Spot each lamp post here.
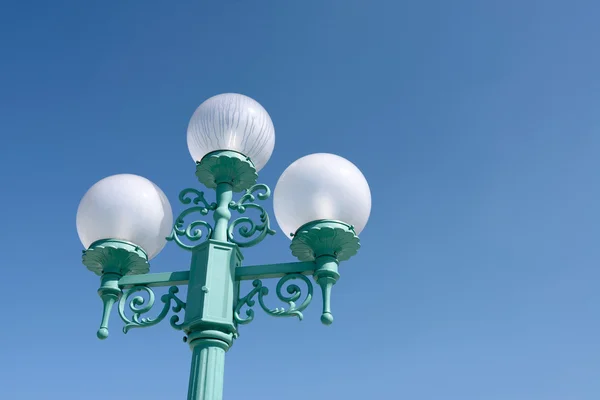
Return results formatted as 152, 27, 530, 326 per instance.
76, 93, 372, 400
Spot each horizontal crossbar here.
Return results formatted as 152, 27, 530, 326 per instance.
117, 262, 317, 288
235, 261, 316, 281
119, 271, 190, 289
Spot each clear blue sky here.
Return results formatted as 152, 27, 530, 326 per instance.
2, 1, 600, 399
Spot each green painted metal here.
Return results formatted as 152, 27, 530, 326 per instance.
290, 219, 361, 262
167, 178, 275, 250
289, 220, 360, 325
227, 183, 276, 247
213, 182, 233, 242
167, 188, 217, 251
183, 240, 242, 336
96, 272, 121, 340
83, 239, 149, 276
313, 256, 340, 325
234, 273, 313, 324
186, 330, 233, 400
83, 239, 151, 339
119, 270, 190, 288
235, 261, 315, 281
195, 150, 258, 193
118, 285, 186, 333
81, 153, 365, 399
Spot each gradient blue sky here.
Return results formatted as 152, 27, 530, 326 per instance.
2, 1, 600, 399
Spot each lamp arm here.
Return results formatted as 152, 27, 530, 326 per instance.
118, 270, 190, 288
95, 270, 190, 340
235, 261, 316, 281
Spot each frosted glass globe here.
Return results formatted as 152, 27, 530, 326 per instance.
187, 93, 276, 171
273, 153, 371, 237
76, 174, 173, 260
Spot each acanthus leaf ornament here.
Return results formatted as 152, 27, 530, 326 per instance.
290, 220, 360, 262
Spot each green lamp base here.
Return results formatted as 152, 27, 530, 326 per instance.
83, 239, 150, 340
290, 220, 360, 262
195, 150, 258, 193
82, 239, 149, 276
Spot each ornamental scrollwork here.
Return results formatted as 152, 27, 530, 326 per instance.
228, 183, 276, 248
234, 273, 313, 325
118, 286, 186, 333
167, 188, 217, 251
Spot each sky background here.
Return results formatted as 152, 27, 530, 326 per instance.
1, 0, 600, 399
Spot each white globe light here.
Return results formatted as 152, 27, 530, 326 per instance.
187, 93, 276, 171
76, 174, 173, 260
274, 153, 371, 238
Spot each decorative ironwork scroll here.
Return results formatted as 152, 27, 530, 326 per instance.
234, 273, 313, 324
118, 286, 186, 333
228, 183, 276, 248
167, 188, 217, 251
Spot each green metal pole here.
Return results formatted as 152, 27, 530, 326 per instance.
213, 182, 233, 242
185, 180, 237, 400
186, 330, 232, 400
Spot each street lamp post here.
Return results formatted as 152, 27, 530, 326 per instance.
76, 93, 372, 400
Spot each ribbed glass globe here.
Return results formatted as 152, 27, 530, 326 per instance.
273, 153, 372, 238
187, 93, 276, 171
76, 174, 173, 259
